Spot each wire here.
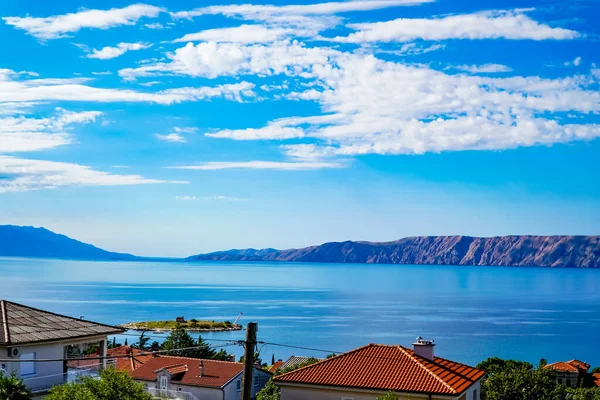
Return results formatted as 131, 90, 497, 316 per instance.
260, 342, 342, 355
0, 343, 239, 363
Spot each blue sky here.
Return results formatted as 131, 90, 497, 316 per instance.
0, 0, 599, 256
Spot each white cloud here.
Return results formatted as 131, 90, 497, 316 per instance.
87, 42, 152, 60
91, 71, 113, 75
3, 4, 164, 40
454, 63, 513, 73
173, 24, 291, 44
155, 133, 186, 143
171, 0, 433, 20
0, 156, 185, 193
205, 52, 600, 158
331, 10, 580, 43
118, 40, 335, 80
170, 160, 344, 170
0, 70, 255, 105
144, 22, 166, 30
565, 56, 582, 67
0, 109, 101, 153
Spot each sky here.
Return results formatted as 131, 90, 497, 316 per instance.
0, 0, 599, 257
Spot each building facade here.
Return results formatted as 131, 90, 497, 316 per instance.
0, 300, 123, 395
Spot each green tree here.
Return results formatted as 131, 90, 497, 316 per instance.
476, 357, 534, 377
0, 372, 33, 400
377, 391, 398, 400
256, 357, 320, 400
256, 379, 280, 400
567, 388, 600, 400
591, 366, 600, 374
47, 367, 152, 400
481, 364, 565, 400
159, 325, 229, 360
132, 331, 150, 351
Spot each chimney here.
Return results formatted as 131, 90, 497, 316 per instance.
199, 360, 204, 377
412, 337, 435, 360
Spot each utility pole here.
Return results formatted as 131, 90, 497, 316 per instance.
241, 322, 257, 400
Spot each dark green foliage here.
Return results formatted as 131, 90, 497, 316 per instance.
0, 371, 33, 400
478, 357, 564, 400
377, 391, 398, 400
256, 379, 280, 400
132, 331, 150, 351
567, 388, 600, 400
46, 367, 152, 400
256, 357, 320, 400
591, 367, 600, 374
149, 341, 160, 352
159, 325, 232, 360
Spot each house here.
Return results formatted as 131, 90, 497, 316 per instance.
274, 338, 485, 400
67, 345, 154, 373
269, 359, 285, 373
176, 316, 187, 323
0, 299, 123, 395
545, 359, 600, 388
131, 355, 272, 400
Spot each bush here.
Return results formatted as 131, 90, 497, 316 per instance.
0, 371, 33, 400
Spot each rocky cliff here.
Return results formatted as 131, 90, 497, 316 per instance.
188, 236, 600, 268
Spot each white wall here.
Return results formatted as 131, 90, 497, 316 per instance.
0, 336, 108, 394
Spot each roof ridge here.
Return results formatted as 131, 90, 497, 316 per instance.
276, 344, 377, 380
1, 299, 122, 331
0, 300, 10, 344
396, 345, 456, 394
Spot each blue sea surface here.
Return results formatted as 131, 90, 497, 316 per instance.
1, 257, 599, 367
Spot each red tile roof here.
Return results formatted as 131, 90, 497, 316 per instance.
67, 346, 153, 373
157, 364, 189, 375
593, 373, 600, 387
131, 356, 247, 388
274, 344, 484, 395
546, 360, 590, 373
269, 361, 285, 373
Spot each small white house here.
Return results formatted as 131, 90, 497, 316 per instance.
0, 299, 123, 395
131, 355, 272, 400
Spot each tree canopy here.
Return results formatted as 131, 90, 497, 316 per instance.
46, 367, 151, 400
0, 372, 33, 400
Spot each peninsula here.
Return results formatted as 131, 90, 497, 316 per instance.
119, 318, 242, 333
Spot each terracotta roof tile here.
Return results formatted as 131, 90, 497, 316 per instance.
269, 361, 285, 373
547, 361, 581, 373
131, 356, 248, 388
0, 300, 123, 345
567, 360, 590, 371
67, 346, 154, 373
274, 344, 484, 395
593, 373, 600, 387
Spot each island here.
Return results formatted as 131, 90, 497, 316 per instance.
119, 317, 242, 332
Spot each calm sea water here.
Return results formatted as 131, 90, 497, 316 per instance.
1, 257, 599, 367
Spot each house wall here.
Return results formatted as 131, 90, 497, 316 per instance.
554, 371, 580, 388
222, 368, 271, 399
279, 385, 460, 400
0, 336, 108, 394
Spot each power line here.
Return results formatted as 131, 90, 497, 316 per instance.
0, 343, 239, 363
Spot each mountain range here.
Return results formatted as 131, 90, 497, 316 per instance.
189, 235, 600, 268
0, 225, 136, 260
1, 225, 598, 267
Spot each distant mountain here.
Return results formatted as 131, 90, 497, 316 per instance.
188, 236, 600, 268
0, 225, 137, 260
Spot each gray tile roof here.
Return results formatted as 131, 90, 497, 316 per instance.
0, 300, 123, 345
279, 356, 322, 371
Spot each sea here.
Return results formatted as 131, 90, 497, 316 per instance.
1, 257, 599, 368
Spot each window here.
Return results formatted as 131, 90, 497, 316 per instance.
558, 379, 562, 385
473, 389, 478, 400
19, 353, 35, 376
254, 374, 259, 387
159, 376, 168, 390
236, 379, 241, 391
566, 379, 571, 387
